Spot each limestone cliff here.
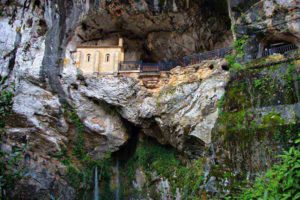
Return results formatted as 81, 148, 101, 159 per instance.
230, 0, 300, 59
74, 61, 229, 157
0, 0, 299, 199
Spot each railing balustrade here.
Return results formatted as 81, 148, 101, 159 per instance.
262, 44, 298, 57
141, 63, 160, 72
183, 47, 233, 66
119, 44, 298, 73
119, 61, 142, 71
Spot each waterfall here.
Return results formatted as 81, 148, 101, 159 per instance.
94, 167, 100, 200
172, 0, 178, 12
153, 0, 159, 11
160, 178, 170, 200
115, 160, 120, 200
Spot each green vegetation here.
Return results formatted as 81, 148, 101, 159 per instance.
284, 63, 300, 95
285, 64, 296, 83
225, 36, 248, 72
58, 107, 113, 199
274, 125, 296, 147
253, 79, 262, 89
68, 109, 85, 159
0, 80, 25, 199
121, 139, 204, 199
217, 94, 225, 115
0, 145, 25, 199
260, 112, 285, 129
214, 59, 300, 198
246, 54, 286, 68
233, 36, 248, 59
0, 148, 24, 199
225, 54, 244, 71
0, 85, 14, 129
240, 135, 300, 200
64, 154, 113, 199
222, 62, 299, 111
215, 109, 299, 198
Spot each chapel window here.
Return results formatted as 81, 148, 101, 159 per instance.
105, 54, 110, 62
87, 54, 91, 62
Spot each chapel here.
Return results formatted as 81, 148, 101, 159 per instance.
75, 38, 125, 74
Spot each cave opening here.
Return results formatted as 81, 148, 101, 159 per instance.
257, 37, 298, 58
110, 121, 184, 199
111, 118, 177, 165
72, 0, 233, 65
111, 118, 140, 164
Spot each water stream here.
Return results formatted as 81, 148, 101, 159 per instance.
94, 166, 100, 200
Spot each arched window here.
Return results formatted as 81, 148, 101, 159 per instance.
105, 54, 110, 62
87, 54, 91, 62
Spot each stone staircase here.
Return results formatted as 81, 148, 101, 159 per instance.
140, 76, 160, 88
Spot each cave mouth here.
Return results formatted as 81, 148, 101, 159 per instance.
111, 120, 140, 164
258, 38, 298, 58
111, 118, 181, 167
262, 36, 297, 48
110, 126, 185, 199
72, 0, 233, 63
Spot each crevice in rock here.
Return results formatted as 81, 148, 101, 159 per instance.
40, 0, 85, 106
3, 0, 30, 82
112, 117, 140, 163
182, 134, 206, 159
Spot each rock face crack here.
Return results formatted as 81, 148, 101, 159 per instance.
40, 0, 84, 104
3, 0, 30, 80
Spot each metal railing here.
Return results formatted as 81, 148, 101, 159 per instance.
118, 44, 298, 73
262, 43, 298, 57
183, 47, 233, 66
119, 61, 178, 73
119, 61, 142, 71
159, 60, 182, 71
141, 63, 160, 72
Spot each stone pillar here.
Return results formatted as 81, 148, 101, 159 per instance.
76, 51, 82, 68
94, 51, 100, 73
113, 52, 118, 73
118, 38, 123, 47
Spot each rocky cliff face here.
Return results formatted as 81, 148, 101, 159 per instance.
75, 0, 232, 61
0, 0, 230, 198
0, 0, 299, 199
230, 0, 300, 59
209, 53, 300, 197
74, 61, 229, 157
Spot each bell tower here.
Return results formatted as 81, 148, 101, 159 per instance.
118, 38, 123, 47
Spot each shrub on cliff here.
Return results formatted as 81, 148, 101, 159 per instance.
123, 139, 204, 199
0, 81, 24, 199
225, 36, 248, 72
0, 85, 14, 128
240, 134, 300, 200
